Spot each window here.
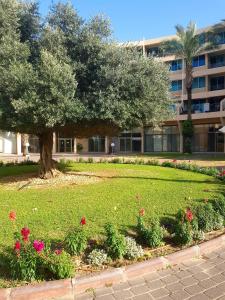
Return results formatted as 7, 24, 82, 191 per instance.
171, 80, 182, 91
192, 55, 205, 67
210, 54, 225, 68
198, 33, 206, 45
192, 77, 205, 89
215, 32, 225, 45
88, 136, 105, 152
170, 60, 182, 71
210, 76, 225, 91
147, 47, 160, 57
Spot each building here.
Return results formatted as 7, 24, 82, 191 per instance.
1, 23, 225, 155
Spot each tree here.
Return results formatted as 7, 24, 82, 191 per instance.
162, 22, 212, 153
0, 0, 171, 178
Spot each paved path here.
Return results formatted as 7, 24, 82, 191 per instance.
75, 246, 225, 300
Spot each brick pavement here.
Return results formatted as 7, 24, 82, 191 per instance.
75, 247, 225, 300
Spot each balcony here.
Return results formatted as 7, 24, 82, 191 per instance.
171, 99, 225, 121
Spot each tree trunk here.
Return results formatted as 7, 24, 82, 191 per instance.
187, 87, 192, 121
38, 131, 60, 179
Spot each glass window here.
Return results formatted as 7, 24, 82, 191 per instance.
215, 32, 225, 45
88, 136, 105, 152
170, 60, 182, 71
192, 55, 205, 67
210, 54, 225, 68
171, 80, 182, 91
192, 77, 205, 89
210, 76, 225, 91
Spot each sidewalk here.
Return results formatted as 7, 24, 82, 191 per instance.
76, 246, 225, 300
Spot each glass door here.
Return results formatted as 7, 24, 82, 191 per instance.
58, 138, 73, 152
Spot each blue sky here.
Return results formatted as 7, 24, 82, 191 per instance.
39, 0, 225, 42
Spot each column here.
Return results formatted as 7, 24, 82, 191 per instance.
105, 136, 109, 154
52, 132, 57, 154
74, 137, 77, 154
177, 121, 183, 153
16, 133, 22, 155
141, 127, 144, 153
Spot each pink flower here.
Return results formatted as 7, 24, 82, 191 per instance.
14, 241, 21, 252
9, 211, 16, 221
21, 227, 30, 242
33, 240, 45, 253
55, 249, 62, 255
186, 208, 193, 222
80, 217, 86, 226
139, 208, 145, 216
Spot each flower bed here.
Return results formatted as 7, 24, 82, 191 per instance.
5, 191, 225, 285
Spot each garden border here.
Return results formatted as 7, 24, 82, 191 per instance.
1, 234, 225, 300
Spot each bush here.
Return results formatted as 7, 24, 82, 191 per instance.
212, 195, 225, 218
77, 143, 83, 153
44, 250, 74, 279
195, 203, 224, 232
137, 216, 164, 248
87, 157, 94, 163
174, 221, 193, 245
124, 237, 144, 260
87, 249, 108, 266
104, 223, 126, 259
11, 243, 38, 281
64, 228, 87, 256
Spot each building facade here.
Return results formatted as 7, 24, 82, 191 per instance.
1, 23, 225, 155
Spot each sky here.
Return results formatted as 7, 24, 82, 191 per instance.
39, 0, 225, 42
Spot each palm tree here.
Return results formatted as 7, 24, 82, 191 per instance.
162, 21, 213, 152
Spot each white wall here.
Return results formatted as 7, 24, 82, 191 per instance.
0, 131, 17, 154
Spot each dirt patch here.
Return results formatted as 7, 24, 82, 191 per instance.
0, 172, 104, 190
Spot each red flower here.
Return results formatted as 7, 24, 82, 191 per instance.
14, 241, 21, 252
172, 159, 177, 163
139, 208, 145, 216
55, 249, 62, 255
80, 217, 86, 226
21, 227, 30, 242
186, 208, 193, 222
9, 211, 16, 221
33, 240, 44, 253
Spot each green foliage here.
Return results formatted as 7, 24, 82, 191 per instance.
10, 243, 37, 281
44, 250, 74, 279
76, 143, 83, 153
104, 223, 126, 260
124, 237, 144, 260
195, 203, 224, 232
174, 221, 193, 245
64, 228, 87, 256
87, 249, 108, 266
212, 195, 225, 218
137, 216, 164, 248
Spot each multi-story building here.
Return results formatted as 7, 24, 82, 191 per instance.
1, 23, 225, 155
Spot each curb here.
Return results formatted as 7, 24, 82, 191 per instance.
1, 234, 225, 300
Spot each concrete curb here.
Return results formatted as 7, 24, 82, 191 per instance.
1, 234, 225, 300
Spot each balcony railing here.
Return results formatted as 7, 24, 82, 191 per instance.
209, 62, 225, 68
175, 101, 224, 116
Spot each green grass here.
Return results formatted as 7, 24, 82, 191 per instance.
0, 162, 224, 248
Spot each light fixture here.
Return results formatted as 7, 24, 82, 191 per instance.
219, 126, 225, 133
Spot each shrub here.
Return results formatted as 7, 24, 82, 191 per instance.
195, 203, 224, 232
87, 249, 108, 266
10, 242, 38, 281
124, 237, 144, 260
137, 216, 164, 248
212, 195, 225, 218
87, 157, 94, 163
44, 250, 74, 279
64, 228, 87, 256
104, 223, 126, 259
174, 221, 193, 245
77, 143, 83, 153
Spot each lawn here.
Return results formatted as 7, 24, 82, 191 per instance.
0, 162, 224, 248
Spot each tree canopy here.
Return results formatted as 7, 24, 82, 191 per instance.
0, 0, 172, 177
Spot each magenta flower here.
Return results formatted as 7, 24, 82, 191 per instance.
33, 240, 45, 253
